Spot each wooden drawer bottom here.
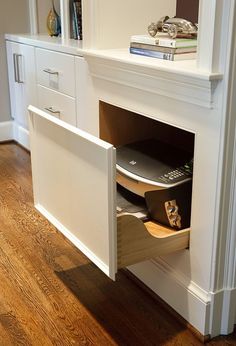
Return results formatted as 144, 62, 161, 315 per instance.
117, 214, 190, 268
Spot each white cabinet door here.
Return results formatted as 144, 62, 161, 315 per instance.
28, 106, 117, 279
6, 41, 36, 147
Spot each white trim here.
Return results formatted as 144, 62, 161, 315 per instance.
84, 53, 221, 109
60, 0, 70, 41
128, 259, 211, 336
208, 1, 236, 336
221, 288, 236, 334
28, 0, 38, 35
0, 121, 14, 142
35, 203, 112, 278
13, 123, 30, 150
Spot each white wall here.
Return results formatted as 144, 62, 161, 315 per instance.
83, 0, 177, 49
0, 1, 30, 122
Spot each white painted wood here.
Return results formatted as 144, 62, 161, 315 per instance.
85, 38, 230, 334
28, 105, 117, 279
37, 85, 77, 126
0, 121, 14, 142
210, 7, 236, 334
36, 48, 76, 97
13, 123, 30, 150
75, 56, 98, 134
29, 0, 38, 34
6, 41, 37, 130
129, 260, 211, 335
60, 0, 70, 41
84, 50, 222, 109
5, 34, 83, 56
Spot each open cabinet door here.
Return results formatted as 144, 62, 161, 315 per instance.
28, 106, 117, 279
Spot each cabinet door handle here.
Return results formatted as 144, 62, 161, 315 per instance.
45, 107, 61, 115
43, 68, 59, 75
16, 54, 24, 83
13, 53, 18, 83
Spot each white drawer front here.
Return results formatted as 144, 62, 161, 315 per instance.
36, 48, 75, 97
37, 85, 76, 126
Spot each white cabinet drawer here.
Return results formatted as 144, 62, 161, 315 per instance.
29, 106, 190, 280
36, 48, 75, 97
37, 85, 76, 126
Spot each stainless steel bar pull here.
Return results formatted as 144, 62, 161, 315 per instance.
13, 53, 18, 83
13, 54, 24, 83
43, 68, 59, 75
16, 54, 24, 83
45, 107, 61, 115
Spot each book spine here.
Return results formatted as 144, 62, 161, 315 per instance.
73, 2, 79, 39
131, 37, 158, 45
130, 47, 174, 60
130, 42, 176, 54
155, 38, 177, 48
156, 38, 197, 48
77, 0, 82, 40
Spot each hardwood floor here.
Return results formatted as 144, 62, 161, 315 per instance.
0, 142, 236, 346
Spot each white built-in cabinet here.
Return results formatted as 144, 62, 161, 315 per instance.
6, 0, 236, 339
6, 41, 36, 148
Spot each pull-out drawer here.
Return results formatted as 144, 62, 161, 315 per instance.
28, 106, 190, 280
36, 48, 75, 97
37, 85, 76, 126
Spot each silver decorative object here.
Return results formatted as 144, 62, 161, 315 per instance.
148, 16, 198, 39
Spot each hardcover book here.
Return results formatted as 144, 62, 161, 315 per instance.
131, 34, 197, 48
130, 42, 197, 54
130, 47, 197, 61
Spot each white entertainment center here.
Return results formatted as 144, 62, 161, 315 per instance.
4, 0, 236, 339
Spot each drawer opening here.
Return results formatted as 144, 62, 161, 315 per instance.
99, 101, 194, 262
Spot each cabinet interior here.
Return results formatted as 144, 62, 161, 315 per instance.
99, 101, 194, 153
99, 101, 194, 265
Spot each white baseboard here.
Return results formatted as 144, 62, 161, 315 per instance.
128, 259, 211, 336
0, 121, 14, 141
13, 123, 30, 150
0, 121, 30, 150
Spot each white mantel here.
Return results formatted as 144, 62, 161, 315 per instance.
84, 48, 222, 109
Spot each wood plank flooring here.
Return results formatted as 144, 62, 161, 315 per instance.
0, 142, 236, 345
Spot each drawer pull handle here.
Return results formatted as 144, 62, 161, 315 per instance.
45, 107, 61, 115
43, 68, 59, 75
13, 54, 24, 83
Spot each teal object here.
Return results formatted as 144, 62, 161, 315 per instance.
47, 0, 61, 37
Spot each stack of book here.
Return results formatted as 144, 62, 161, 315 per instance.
69, 0, 82, 40
130, 34, 197, 61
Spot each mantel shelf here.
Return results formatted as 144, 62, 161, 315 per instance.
83, 48, 223, 109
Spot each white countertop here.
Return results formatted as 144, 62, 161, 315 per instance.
5, 34, 84, 56
5, 34, 223, 82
